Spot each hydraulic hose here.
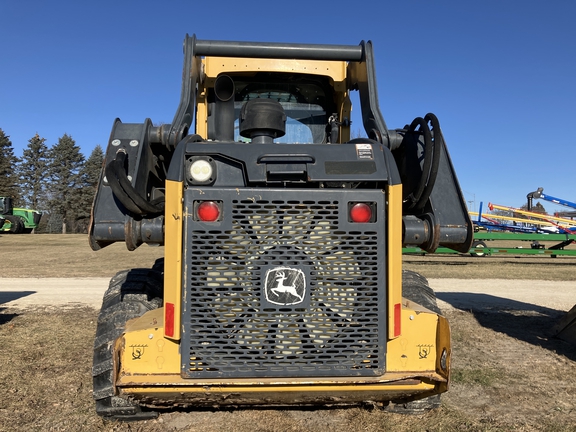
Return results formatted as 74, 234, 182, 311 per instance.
404, 113, 443, 212
405, 117, 432, 209
104, 151, 164, 217
416, 113, 442, 211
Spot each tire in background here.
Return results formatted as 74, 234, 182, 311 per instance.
5, 215, 24, 234
470, 240, 488, 257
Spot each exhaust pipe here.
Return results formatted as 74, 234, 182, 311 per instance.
213, 74, 235, 141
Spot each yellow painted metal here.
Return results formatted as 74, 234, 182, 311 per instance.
163, 180, 183, 340
383, 182, 450, 381
552, 304, 576, 344
120, 306, 444, 382
435, 315, 451, 391
118, 315, 439, 402
120, 308, 181, 374
118, 304, 446, 400
117, 376, 437, 407
117, 372, 440, 387
203, 57, 347, 87
117, 300, 445, 405
386, 184, 402, 340
386, 306, 441, 373
119, 381, 436, 398
195, 89, 208, 138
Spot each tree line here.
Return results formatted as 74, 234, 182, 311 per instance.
0, 128, 104, 233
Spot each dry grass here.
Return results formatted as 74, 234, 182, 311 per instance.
0, 308, 102, 431
0, 234, 163, 278
1, 307, 575, 431
403, 254, 576, 281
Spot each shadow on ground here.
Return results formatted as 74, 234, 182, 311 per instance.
0, 291, 35, 305
438, 292, 576, 361
0, 292, 34, 325
0, 308, 19, 325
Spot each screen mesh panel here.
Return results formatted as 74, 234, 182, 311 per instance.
181, 189, 386, 378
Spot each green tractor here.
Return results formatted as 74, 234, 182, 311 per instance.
0, 197, 42, 234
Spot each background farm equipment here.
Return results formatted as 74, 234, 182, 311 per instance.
0, 197, 42, 234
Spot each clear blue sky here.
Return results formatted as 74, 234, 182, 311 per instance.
2, 1, 575, 214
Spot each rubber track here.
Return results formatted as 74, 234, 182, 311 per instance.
92, 265, 163, 420
402, 269, 441, 314
384, 394, 441, 414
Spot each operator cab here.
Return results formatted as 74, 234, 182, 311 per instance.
207, 72, 339, 144
0, 196, 12, 214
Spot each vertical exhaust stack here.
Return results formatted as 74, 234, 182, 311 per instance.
213, 75, 236, 141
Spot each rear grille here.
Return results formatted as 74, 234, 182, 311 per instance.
182, 189, 386, 378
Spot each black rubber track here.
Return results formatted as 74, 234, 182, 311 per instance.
92, 261, 163, 421
384, 394, 441, 414
402, 269, 441, 314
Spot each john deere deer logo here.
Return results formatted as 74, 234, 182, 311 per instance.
265, 267, 306, 305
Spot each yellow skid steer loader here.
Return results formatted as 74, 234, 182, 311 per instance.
89, 35, 473, 420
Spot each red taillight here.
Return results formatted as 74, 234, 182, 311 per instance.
165, 302, 175, 337
394, 302, 402, 337
349, 202, 373, 223
197, 201, 220, 222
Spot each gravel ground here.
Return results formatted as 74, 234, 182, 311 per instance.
1, 277, 574, 312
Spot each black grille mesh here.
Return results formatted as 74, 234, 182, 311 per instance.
182, 191, 385, 378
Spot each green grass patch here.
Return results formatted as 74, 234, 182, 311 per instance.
451, 368, 502, 386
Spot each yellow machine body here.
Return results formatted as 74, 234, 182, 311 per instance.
114, 177, 450, 408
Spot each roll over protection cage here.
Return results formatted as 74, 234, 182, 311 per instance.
162, 35, 394, 151
89, 34, 473, 253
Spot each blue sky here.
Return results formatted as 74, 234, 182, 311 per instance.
1, 1, 575, 214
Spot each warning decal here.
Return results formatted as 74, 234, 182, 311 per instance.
355, 143, 374, 159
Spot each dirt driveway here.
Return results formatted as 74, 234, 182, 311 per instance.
1, 277, 574, 312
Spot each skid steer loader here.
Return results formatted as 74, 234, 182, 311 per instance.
89, 35, 473, 420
